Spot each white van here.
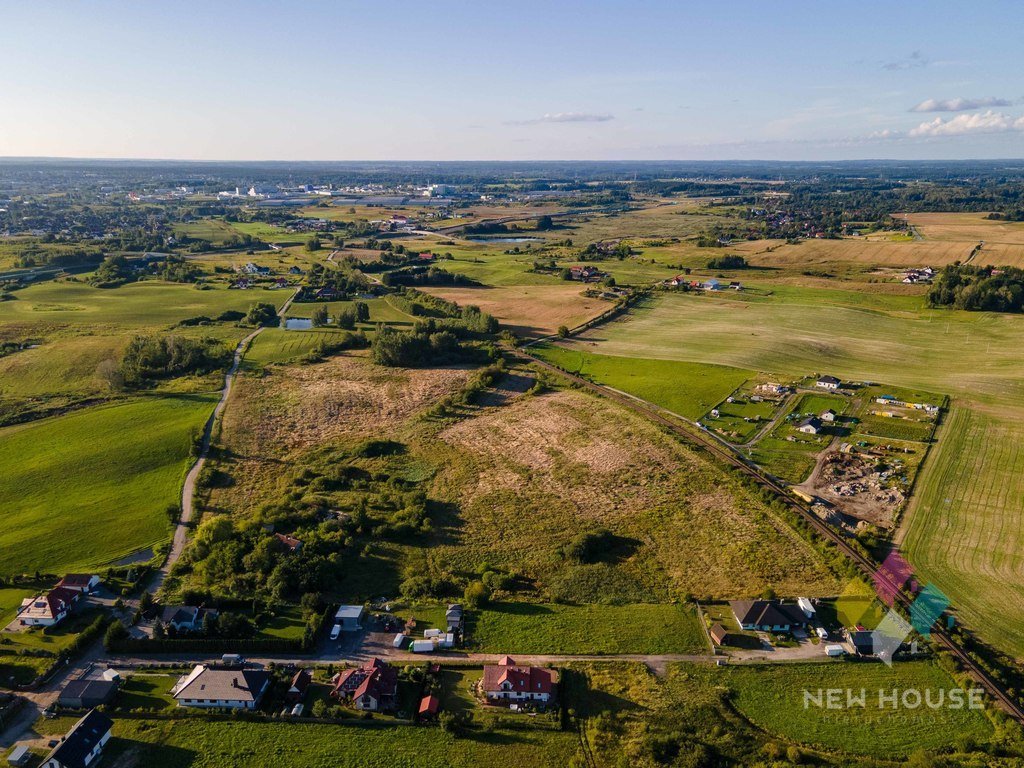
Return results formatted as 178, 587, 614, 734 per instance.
330, 624, 342, 640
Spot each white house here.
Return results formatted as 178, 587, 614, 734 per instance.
18, 587, 78, 627
816, 375, 841, 390
42, 709, 112, 768
172, 665, 271, 709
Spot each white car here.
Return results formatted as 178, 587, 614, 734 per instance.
330, 624, 342, 640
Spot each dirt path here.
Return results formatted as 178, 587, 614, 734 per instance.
736, 392, 795, 449
148, 289, 299, 596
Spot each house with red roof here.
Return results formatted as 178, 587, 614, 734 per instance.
17, 586, 80, 627
273, 533, 303, 553
330, 658, 398, 712
57, 574, 100, 594
481, 656, 557, 705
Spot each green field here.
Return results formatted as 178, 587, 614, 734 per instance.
469, 602, 706, 655
101, 717, 578, 768
530, 343, 752, 419
692, 661, 993, 757
902, 406, 1024, 658
0, 395, 217, 575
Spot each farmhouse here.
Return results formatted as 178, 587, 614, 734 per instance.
41, 709, 112, 768
334, 605, 366, 631
730, 600, 807, 633
331, 658, 397, 712
481, 657, 557, 705
18, 587, 79, 627
171, 665, 271, 709
569, 265, 604, 282
159, 605, 219, 633
816, 375, 841, 390
57, 679, 118, 710
797, 416, 823, 435
56, 575, 100, 594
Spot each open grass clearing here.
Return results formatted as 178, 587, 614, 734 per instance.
531, 342, 752, 420
469, 602, 705, 655
0, 394, 217, 576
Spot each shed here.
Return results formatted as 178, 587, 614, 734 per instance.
7, 746, 29, 767
709, 623, 729, 646
419, 694, 441, 717
392, 633, 405, 649
334, 605, 366, 631
57, 679, 118, 709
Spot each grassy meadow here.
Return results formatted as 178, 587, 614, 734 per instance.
100, 718, 578, 768
531, 343, 751, 419
469, 602, 706, 655
0, 395, 217, 575
683, 661, 993, 758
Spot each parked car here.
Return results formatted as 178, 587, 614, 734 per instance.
330, 624, 341, 640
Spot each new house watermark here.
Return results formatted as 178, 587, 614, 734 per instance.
803, 687, 985, 711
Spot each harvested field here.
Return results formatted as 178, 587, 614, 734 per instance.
749, 237, 975, 268
898, 212, 1024, 267
419, 284, 609, 337
431, 387, 840, 602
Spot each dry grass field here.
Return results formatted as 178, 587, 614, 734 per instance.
205, 352, 475, 513
431, 385, 840, 602
749, 237, 975, 268
419, 284, 610, 336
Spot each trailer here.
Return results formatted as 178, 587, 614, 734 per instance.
411, 639, 435, 653
423, 628, 443, 639
392, 633, 406, 649
825, 644, 846, 657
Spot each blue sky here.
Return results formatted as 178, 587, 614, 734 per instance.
2, 1, 1023, 160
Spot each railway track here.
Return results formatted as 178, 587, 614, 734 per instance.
518, 347, 1024, 722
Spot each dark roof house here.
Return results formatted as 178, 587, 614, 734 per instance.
43, 709, 113, 768
730, 600, 808, 632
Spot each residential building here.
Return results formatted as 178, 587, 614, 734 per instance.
445, 603, 464, 633
816, 375, 841, 390
42, 709, 112, 768
18, 587, 79, 627
797, 416, 823, 435
330, 658, 397, 712
481, 657, 557, 704
274, 533, 303, 553
286, 669, 311, 704
820, 409, 837, 423
159, 605, 219, 633
730, 600, 808, 633
171, 665, 271, 709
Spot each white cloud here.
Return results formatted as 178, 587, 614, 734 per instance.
910, 97, 1012, 113
507, 112, 614, 125
908, 110, 1024, 137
